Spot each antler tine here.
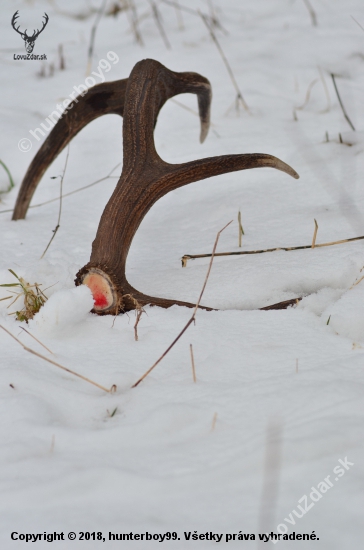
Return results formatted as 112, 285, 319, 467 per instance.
12, 79, 128, 220
33, 13, 49, 39
121, 59, 211, 174
161, 152, 299, 195
11, 11, 25, 37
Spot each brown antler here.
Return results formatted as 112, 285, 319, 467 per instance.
12, 79, 127, 220
13, 59, 299, 315
76, 59, 298, 314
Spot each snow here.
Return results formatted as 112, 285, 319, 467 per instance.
1, 0, 364, 548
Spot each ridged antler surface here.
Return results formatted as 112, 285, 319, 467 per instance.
13, 59, 299, 315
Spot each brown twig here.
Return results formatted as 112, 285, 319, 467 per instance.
150, 1, 171, 49
132, 221, 232, 388
199, 11, 249, 112
40, 145, 70, 259
331, 73, 355, 131
181, 234, 364, 266
260, 297, 302, 311
58, 43, 65, 70
311, 218, 318, 248
0, 324, 115, 393
238, 210, 244, 247
86, 0, 108, 75
190, 343, 196, 382
122, 293, 145, 341
126, 0, 144, 46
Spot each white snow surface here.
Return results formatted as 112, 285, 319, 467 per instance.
1, 0, 364, 548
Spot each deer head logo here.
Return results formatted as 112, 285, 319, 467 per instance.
11, 11, 49, 54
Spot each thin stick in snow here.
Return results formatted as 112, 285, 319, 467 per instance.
318, 66, 330, 112
40, 146, 70, 259
19, 326, 54, 355
331, 73, 355, 131
0, 164, 121, 216
211, 412, 218, 431
296, 78, 318, 110
238, 210, 244, 247
190, 344, 196, 382
131, 221, 232, 388
302, 0, 317, 27
126, 0, 144, 46
150, 1, 171, 49
181, 234, 364, 266
311, 218, 318, 248
0, 324, 116, 393
350, 15, 364, 33
199, 11, 249, 112
174, 0, 184, 30
86, 0, 108, 75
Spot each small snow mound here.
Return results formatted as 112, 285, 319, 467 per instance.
33, 285, 94, 334
323, 283, 364, 342
298, 287, 345, 316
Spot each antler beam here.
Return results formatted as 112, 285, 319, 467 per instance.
13, 59, 299, 315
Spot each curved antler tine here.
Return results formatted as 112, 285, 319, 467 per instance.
163, 153, 299, 193
157, 68, 211, 143
121, 59, 211, 173
12, 79, 127, 220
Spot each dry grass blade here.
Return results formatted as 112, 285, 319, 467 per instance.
351, 15, 364, 32
199, 11, 249, 112
190, 343, 196, 382
331, 73, 355, 131
296, 78, 318, 110
0, 164, 121, 216
238, 210, 244, 247
150, 1, 171, 49
318, 66, 330, 112
211, 412, 218, 431
174, 0, 184, 29
181, 234, 364, 266
86, 0, 108, 75
302, 0, 317, 27
0, 269, 48, 322
19, 326, 54, 354
0, 324, 114, 393
40, 145, 70, 259
127, 0, 144, 46
311, 218, 318, 248
0, 159, 15, 193
132, 221, 232, 388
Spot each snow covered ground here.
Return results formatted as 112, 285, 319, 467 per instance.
1, 0, 364, 547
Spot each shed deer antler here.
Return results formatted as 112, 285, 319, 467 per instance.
13, 59, 299, 315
